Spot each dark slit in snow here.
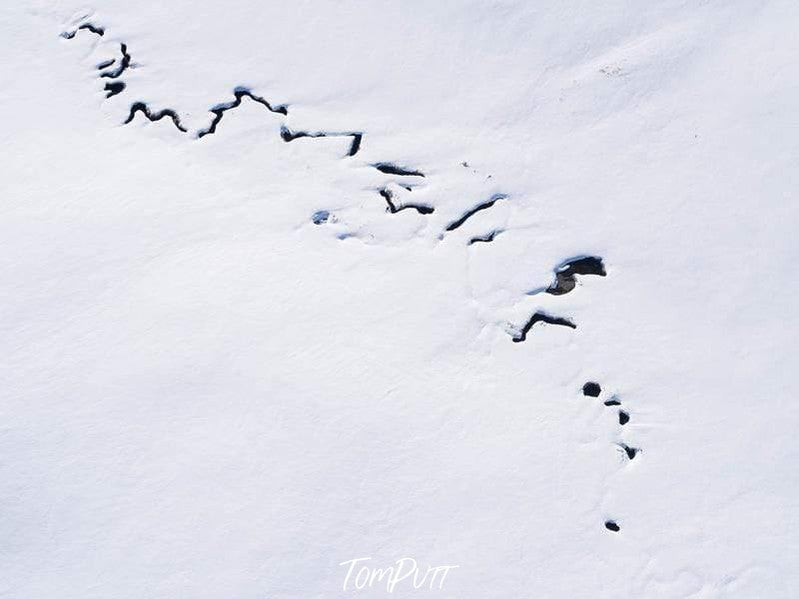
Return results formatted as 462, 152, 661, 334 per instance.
372, 163, 425, 177
61, 23, 105, 39
378, 188, 434, 215
445, 194, 507, 232
468, 230, 501, 245
280, 126, 363, 157
512, 311, 576, 343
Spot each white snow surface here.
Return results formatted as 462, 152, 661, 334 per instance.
2, 1, 798, 597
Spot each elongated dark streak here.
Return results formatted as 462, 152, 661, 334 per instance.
468, 230, 501, 244
372, 163, 425, 177
348, 134, 363, 156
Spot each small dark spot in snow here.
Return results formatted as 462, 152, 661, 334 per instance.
603, 397, 621, 406
605, 520, 620, 532
619, 410, 630, 425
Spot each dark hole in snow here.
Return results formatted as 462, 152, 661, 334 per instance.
312, 211, 330, 225
604, 397, 621, 406
605, 520, 620, 532
619, 410, 630, 425
546, 256, 607, 295
618, 443, 639, 460
104, 81, 125, 98
582, 382, 601, 397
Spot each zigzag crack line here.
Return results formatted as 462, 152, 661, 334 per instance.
281, 126, 363, 157
61, 25, 368, 155
532, 255, 606, 296
372, 163, 424, 177
197, 88, 288, 138
445, 193, 508, 232
124, 102, 187, 132
61, 23, 105, 39
100, 43, 131, 79
378, 188, 434, 215
511, 311, 576, 342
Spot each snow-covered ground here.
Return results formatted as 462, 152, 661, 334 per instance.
2, 1, 797, 597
